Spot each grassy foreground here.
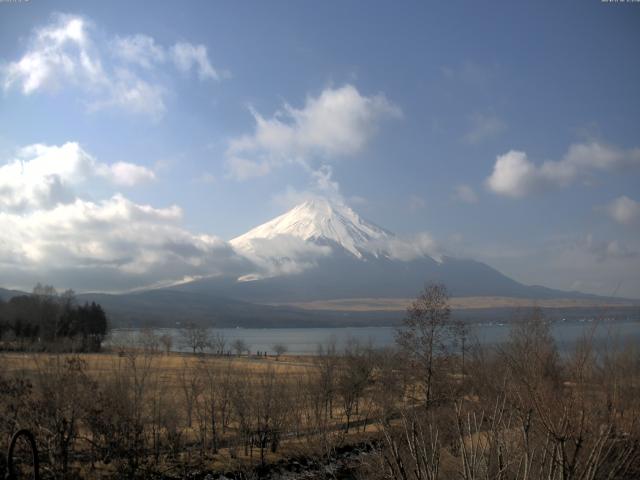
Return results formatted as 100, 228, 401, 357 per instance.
0, 348, 388, 478
2, 308, 640, 479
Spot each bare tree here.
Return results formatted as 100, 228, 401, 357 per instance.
178, 359, 201, 428
196, 358, 232, 453
232, 338, 248, 356
395, 283, 457, 409
380, 408, 441, 480
273, 343, 287, 360
316, 338, 338, 422
179, 322, 211, 354
252, 368, 290, 465
138, 328, 160, 354
159, 333, 173, 355
229, 372, 253, 456
84, 349, 155, 477
338, 339, 374, 432
211, 331, 226, 355
32, 355, 91, 476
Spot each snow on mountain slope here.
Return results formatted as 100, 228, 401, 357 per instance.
230, 198, 394, 259
174, 199, 613, 303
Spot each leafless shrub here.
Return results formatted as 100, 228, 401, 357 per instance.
31, 355, 92, 477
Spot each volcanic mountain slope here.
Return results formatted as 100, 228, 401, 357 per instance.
230, 198, 394, 259
178, 198, 602, 303
2, 199, 632, 327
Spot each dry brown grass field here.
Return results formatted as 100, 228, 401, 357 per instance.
282, 296, 640, 312
0, 350, 314, 378
1, 296, 639, 479
0, 348, 389, 478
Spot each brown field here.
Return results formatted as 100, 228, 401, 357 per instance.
0, 348, 388, 478
0, 350, 314, 378
277, 295, 639, 311
1, 306, 639, 479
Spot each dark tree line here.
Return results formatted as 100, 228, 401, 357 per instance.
0, 284, 108, 352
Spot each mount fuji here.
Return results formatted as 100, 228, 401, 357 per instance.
231, 198, 394, 260
177, 198, 599, 303
74, 198, 632, 327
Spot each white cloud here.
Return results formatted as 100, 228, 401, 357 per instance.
0, 195, 246, 291
384, 233, 443, 263
0, 142, 92, 211
309, 164, 340, 196
226, 84, 401, 179
271, 164, 344, 209
463, 113, 506, 144
453, 184, 478, 204
0, 142, 155, 212
111, 34, 165, 68
603, 196, 640, 226
88, 68, 167, 119
112, 34, 219, 82
233, 235, 332, 279
2, 14, 104, 94
2, 14, 222, 119
170, 42, 219, 80
580, 234, 636, 262
486, 142, 640, 197
100, 161, 156, 186
486, 150, 546, 197
0, 142, 249, 291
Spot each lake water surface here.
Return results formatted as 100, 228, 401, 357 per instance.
110, 319, 640, 355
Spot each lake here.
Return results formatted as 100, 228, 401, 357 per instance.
109, 318, 640, 355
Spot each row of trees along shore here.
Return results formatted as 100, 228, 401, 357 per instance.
0, 284, 108, 352
0, 283, 638, 479
124, 322, 288, 359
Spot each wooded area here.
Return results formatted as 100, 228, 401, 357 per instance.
0, 285, 108, 353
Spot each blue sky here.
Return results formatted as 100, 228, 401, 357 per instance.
1, 0, 639, 296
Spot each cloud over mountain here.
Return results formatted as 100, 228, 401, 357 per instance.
0, 142, 246, 292
226, 84, 401, 179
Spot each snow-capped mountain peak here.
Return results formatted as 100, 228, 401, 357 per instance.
230, 197, 393, 258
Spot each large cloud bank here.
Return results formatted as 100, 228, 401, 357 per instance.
0, 143, 247, 292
